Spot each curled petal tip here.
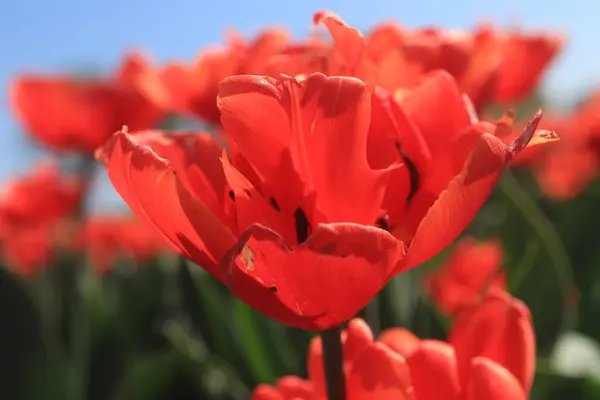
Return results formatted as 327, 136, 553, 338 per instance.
509, 110, 544, 153
313, 10, 343, 26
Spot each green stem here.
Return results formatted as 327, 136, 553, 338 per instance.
70, 266, 90, 400
321, 326, 346, 400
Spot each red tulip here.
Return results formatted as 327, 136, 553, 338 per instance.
425, 237, 505, 315
252, 295, 534, 399
10, 52, 164, 153
97, 67, 556, 330
97, 73, 405, 330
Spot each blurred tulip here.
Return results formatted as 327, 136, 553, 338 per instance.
9, 52, 164, 153
76, 215, 171, 273
0, 163, 84, 276
425, 237, 506, 315
136, 29, 288, 126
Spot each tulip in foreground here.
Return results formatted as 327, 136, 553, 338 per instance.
97, 69, 556, 330
253, 291, 534, 400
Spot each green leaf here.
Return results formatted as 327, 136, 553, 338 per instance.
232, 300, 276, 384
0, 268, 45, 399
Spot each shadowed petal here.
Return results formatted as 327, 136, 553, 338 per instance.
220, 223, 405, 330
218, 73, 390, 225
347, 343, 415, 400
95, 129, 236, 280
406, 340, 461, 400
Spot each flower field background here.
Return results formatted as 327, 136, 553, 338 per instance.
2, 3, 600, 400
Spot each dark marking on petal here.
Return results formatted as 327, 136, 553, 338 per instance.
376, 215, 390, 231
270, 197, 281, 211
320, 242, 336, 255
294, 208, 311, 244
228, 190, 235, 200
395, 141, 420, 204
269, 286, 278, 293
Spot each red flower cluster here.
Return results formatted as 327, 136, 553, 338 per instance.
253, 290, 534, 400
136, 12, 561, 127
0, 163, 84, 276
76, 215, 170, 273
95, 11, 557, 330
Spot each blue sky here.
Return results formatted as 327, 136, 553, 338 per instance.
0, 0, 597, 210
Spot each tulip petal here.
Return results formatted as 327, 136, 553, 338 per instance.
220, 222, 405, 330
466, 357, 527, 400
494, 33, 563, 104
218, 73, 389, 226
276, 376, 315, 400
126, 130, 228, 220
313, 11, 370, 80
221, 154, 296, 244
449, 291, 536, 395
378, 328, 421, 358
345, 318, 375, 361
399, 70, 473, 156
307, 320, 372, 398
347, 342, 414, 400
95, 129, 236, 280
400, 133, 507, 270
251, 384, 283, 400
406, 340, 461, 400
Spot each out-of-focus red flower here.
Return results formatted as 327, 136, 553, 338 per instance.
536, 144, 599, 200
10, 52, 164, 153
425, 237, 506, 315
253, 291, 534, 399
0, 163, 84, 230
283, 12, 563, 112
490, 25, 564, 106
0, 226, 53, 278
76, 215, 171, 273
137, 29, 289, 125
0, 163, 84, 276
97, 64, 555, 330
135, 11, 561, 130
519, 91, 600, 200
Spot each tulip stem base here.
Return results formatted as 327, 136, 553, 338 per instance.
321, 325, 346, 400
